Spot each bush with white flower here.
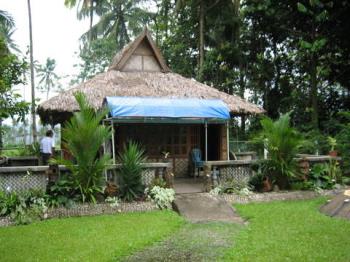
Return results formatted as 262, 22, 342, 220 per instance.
147, 186, 175, 210
105, 196, 120, 208
209, 187, 223, 196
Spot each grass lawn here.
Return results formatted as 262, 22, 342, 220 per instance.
225, 198, 350, 262
126, 222, 242, 261
0, 211, 184, 261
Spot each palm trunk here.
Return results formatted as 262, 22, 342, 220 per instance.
89, 0, 93, 42
198, 0, 205, 80
310, 54, 318, 129
27, 0, 37, 143
0, 119, 3, 151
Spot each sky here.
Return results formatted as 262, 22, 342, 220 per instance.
0, 0, 90, 102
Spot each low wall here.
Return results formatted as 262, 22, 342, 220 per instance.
0, 162, 172, 193
203, 155, 341, 190
203, 160, 255, 189
0, 156, 39, 167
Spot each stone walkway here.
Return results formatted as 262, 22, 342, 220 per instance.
173, 193, 244, 224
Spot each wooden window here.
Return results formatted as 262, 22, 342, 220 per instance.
117, 124, 191, 158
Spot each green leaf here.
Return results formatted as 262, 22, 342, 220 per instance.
300, 40, 312, 49
297, 2, 308, 13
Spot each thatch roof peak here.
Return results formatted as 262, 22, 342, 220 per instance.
108, 27, 170, 73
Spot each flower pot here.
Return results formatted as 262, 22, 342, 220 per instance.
262, 176, 272, 192
329, 150, 338, 157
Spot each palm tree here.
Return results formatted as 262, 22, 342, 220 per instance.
0, 10, 18, 52
253, 113, 304, 189
36, 58, 60, 100
82, 0, 153, 49
64, 0, 104, 42
27, 0, 37, 143
56, 92, 111, 203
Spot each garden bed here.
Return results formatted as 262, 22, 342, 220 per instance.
0, 200, 158, 227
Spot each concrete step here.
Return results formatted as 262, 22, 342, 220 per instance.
173, 193, 244, 224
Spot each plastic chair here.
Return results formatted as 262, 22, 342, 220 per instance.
191, 148, 204, 177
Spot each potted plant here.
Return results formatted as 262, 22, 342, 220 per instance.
328, 136, 338, 157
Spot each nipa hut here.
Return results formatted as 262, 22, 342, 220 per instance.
38, 28, 264, 177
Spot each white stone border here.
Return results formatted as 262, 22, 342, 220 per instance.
0, 201, 158, 227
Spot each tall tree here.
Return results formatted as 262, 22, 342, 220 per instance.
0, 38, 29, 149
0, 10, 18, 52
27, 0, 37, 143
176, 0, 222, 80
64, 0, 104, 43
82, 0, 153, 49
36, 58, 60, 100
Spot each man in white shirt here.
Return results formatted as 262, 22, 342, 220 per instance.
40, 130, 55, 165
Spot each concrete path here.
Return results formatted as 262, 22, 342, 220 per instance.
173, 193, 244, 224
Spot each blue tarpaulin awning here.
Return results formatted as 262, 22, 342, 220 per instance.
105, 96, 230, 120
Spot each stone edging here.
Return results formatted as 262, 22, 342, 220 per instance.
0, 201, 158, 228
219, 189, 343, 204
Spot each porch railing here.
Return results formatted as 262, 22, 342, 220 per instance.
203, 160, 256, 189
202, 155, 341, 190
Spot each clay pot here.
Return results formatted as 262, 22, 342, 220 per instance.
262, 176, 272, 192
329, 150, 338, 157
104, 182, 118, 197
299, 159, 310, 180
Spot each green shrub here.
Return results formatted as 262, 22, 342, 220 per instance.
298, 130, 329, 155
118, 141, 147, 202
0, 190, 48, 225
308, 163, 336, 189
335, 113, 350, 174
252, 113, 304, 189
46, 176, 79, 208
53, 92, 112, 203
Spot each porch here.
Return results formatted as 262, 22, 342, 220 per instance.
103, 96, 232, 178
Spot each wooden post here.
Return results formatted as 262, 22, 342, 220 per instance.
203, 162, 212, 192
205, 121, 208, 161
103, 120, 108, 181
226, 121, 230, 160
111, 122, 116, 164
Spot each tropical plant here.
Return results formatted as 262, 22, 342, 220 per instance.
252, 113, 304, 189
54, 92, 111, 203
307, 163, 336, 190
328, 136, 337, 152
36, 58, 60, 100
0, 10, 18, 52
118, 141, 146, 202
64, 0, 105, 42
81, 0, 153, 48
0, 189, 48, 225
0, 38, 29, 149
46, 176, 78, 207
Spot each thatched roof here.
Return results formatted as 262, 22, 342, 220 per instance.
38, 28, 264, 124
